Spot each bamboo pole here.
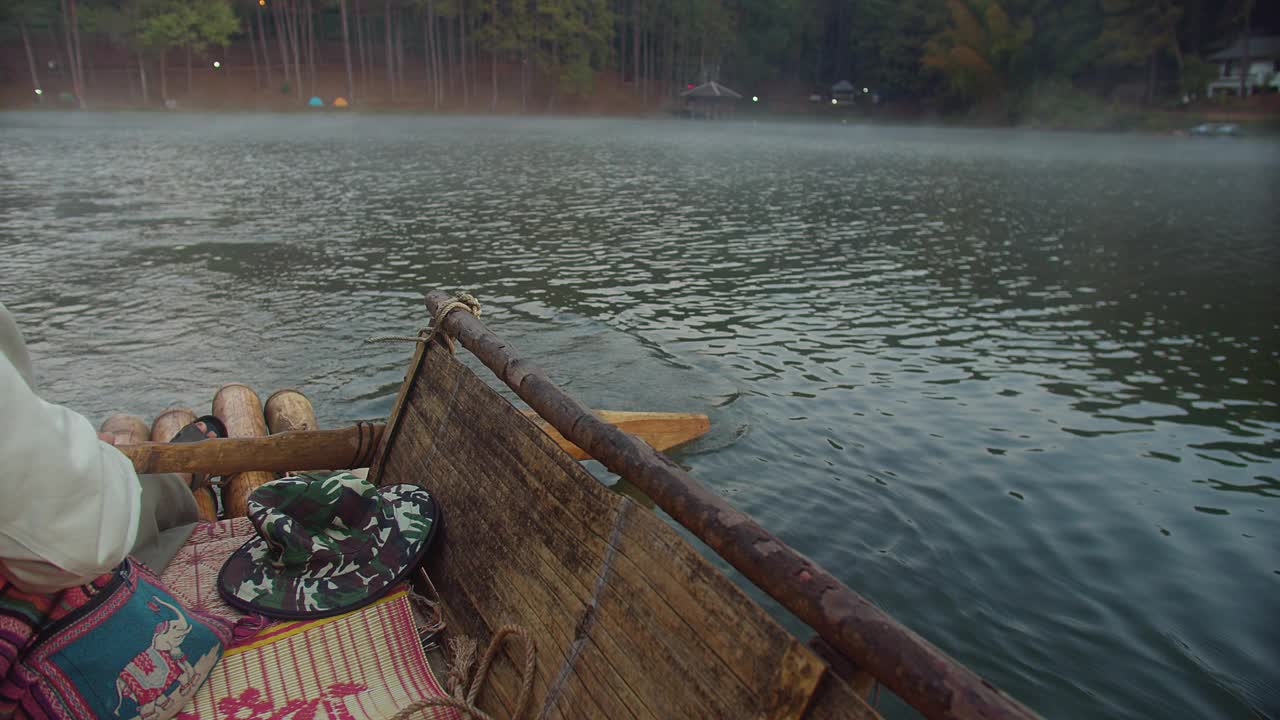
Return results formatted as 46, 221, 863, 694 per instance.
117, 410, 709, 475
423, 290, 1037, 720
121, 424, 382, 476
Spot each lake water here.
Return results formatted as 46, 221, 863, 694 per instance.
1, 112, 1277, 719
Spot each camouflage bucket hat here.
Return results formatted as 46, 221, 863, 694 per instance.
217, 471, 438, 619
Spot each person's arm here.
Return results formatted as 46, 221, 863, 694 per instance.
0, 352, 142, 593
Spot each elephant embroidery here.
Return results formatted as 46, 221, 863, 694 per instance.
113, 597, 196, 719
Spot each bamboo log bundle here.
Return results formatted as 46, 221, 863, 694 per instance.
212, 383, 275, 518
150, 407, 218, 522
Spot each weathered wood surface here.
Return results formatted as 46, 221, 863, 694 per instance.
119, 424, 383, 476
116, 412, 708, 476
99, 414, 150, 445
149, 408, 217, 522
265, 389, 318, 434
212, 383, 275, 517
527, 410, 708, 460
422, 290, 1037, 720
371, 338, 881, 720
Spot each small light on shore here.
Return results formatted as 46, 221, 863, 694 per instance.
34, 88, 43, 96
752, 95, 759, 102
863, 87, 869, 93
831, 98, 837, 105
258, 0, 266, 5
213, 61, 221, 68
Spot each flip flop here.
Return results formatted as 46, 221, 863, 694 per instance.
169, 415, 227, 444
170, 416, 227, 490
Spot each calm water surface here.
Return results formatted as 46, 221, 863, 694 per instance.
2, 113, 1277, 719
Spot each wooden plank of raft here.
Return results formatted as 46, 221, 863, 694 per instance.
372, 338, 864, 720
420, 289, 1037, 720
116, 411, 708, 476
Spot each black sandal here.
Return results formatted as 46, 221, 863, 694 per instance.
169, 415, 227, 444
170, 416, 227, 490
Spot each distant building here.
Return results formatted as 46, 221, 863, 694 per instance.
831, 80, 856, 103
680, 81, 743, 119
1206, 35, 1280, 97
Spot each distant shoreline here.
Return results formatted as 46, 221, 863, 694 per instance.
4, 101, 1278, 138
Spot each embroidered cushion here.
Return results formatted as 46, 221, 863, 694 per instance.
1, 559, 230, 720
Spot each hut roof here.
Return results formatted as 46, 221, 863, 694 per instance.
1208, 35, 1280, 61
832, 80, 855, 92
681, 81, 743, 99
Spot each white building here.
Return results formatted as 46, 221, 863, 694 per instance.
1206, 35, 1280, 97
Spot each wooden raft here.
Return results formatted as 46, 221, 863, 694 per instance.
368, 337, 879, 719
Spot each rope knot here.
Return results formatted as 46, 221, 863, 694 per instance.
365, 292, 483, 353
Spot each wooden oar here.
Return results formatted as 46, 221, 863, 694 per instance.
117, 410, 709, 475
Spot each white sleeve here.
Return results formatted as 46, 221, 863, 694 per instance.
0, 350, 142, 592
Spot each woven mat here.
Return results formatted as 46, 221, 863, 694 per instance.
178, 589, 459, 720
162, 517, 259, 623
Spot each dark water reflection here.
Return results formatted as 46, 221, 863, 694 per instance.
2, 113, 1277, 719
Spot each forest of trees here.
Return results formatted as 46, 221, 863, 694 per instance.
1, 0, 1272, 113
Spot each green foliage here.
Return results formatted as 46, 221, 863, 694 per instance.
1099, 0, 1180, 69
1015, 78, 1115, 128
0, 0, 1257, 113
923, 0, 1033, 102
1182, 54, 1217, 96
138, 0, 239, 54
851, 0, 946, 99
535, 0, 613, 96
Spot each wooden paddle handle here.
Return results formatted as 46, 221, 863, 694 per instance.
118, 423, 386, 475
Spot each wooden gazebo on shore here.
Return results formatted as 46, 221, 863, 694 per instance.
680, 80, 743, 119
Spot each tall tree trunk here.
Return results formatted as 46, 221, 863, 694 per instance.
489, 0, 498, 111
446, 12, 456, 96
395, 5, 405, 98
160, 49, 169, 102
1146, 52, 1157, 104
248, 18, 262, 88
546, 36, 557, 112
528, 0, 536, 110
384, 1, 395, 102
640, 29, 650, 103
137, 49, 149, 105
425, 1, 439, 107
186, 43, 193, 95
68, 0, 86, 107
427, 16, 437, 105
632, 0, 639, 94
356, 0, 369, 93
460, 2, 469, 108
257, 6, 274, 89
60, 0, 83, 106
340, 0, 356, 102
288, 0, 304, 100
305, 0, 316, 96
274, 1, 292, 89
1239, 0, 1254, 97
48, 26, 66, 80
20, 21, 42, 98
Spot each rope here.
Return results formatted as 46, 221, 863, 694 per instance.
389, 624, 535, 720
366, 293, 482, 352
